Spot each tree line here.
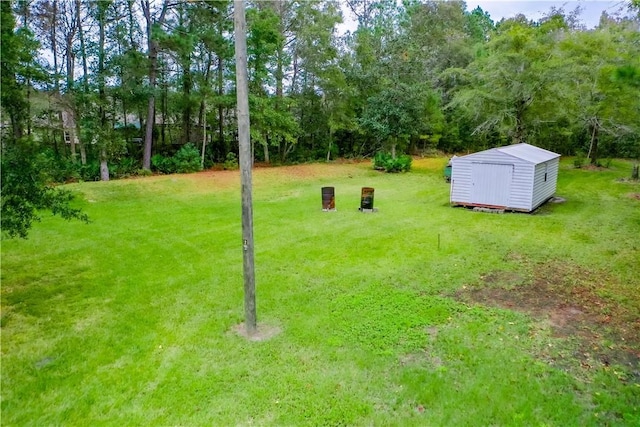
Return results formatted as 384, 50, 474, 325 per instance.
3, 0, 640, 178
2, 1, 639, 234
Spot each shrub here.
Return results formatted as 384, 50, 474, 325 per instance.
39, 149, 80, 182
223, 152, 239, 170
373, 152, 389, 171
151, 153, 174, 174
173, 143, 202, 173
372, 152, 412, 173
573, 151, 585, 169
151, 144, 202, 174
1, 139, 89, 238
78, 162, 100, 181
39, 149, 100, 182
111, 158, 140, 179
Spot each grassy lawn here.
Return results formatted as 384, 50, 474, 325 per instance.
2, 158, 639, 425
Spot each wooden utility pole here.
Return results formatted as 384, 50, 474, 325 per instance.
234, 0, 257, 335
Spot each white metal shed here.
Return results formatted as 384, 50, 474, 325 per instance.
450, 143, 560, 212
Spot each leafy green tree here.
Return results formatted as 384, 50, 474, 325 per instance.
5, 0, 640, 179
448, 16, 564, 145
110, 0, 147, 152
359, 82, 430, 157
555, 17, 640, 164
94, 0, 112, 180
287, 0, 343, 160
157, 1, 201, 146
141, 0, 170, 170
402, 0, 476, 83
395, 1, 475, 152
1, 1, 87, 238
341, 0, 399, 156
320, 57, 357, 161
31, 0, 68, 158
246, 2, 301, 163
187, 0, 234, 163
1, 140, 89, 239
71, 0, 89, 165
2, 1, 35, 139
246, 2, 279, 162
466, 5, 494, 44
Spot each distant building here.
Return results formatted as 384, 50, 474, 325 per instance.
450, 143, 560, 212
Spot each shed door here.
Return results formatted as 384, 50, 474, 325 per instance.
471, 163, 513, 207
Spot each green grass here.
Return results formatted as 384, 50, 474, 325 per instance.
2, 158, 639, 425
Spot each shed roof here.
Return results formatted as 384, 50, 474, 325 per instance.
457, 143, 560, 164
497, 143, 560, 164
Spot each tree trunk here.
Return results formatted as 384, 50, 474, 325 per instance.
198, 52, 213, 161
76, 122, 86, 165
15, 1, 31, 136
12, 113, 24, 141
127, 0, 136, 47
514, 99, 526, 144
632, 163, 639, 180
201, 100, 207, 168
587, 118, 600, 166
218, 54, 225, 157
65, 37, 78, 162
181, 57, 192, 144
65, 110, 80, 162
50, 0, 66, 159
161, 69, 168, 145
26, 82, 32, 137
62, 24, 78, 163
272, 0, 286, 163
47, 99, 56, 154
100, 151, 110, 181
143, 54, 157, 169
98, 1, 109, 181
50, 0, 58, 92
291, 48, 299, 94
75, 0, 87, 165
263, 134, 270, 163
142, 0, 169, 170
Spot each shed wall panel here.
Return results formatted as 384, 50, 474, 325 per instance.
531, 158, 559, 209
450, 159, 472, 203
507, 163, 535, 210
451, 151, 532, 210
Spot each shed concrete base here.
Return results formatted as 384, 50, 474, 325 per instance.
473, 207, 505, 214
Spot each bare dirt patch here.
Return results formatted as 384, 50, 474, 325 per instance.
251, 161, 369, 182
186, 169, 241, 191
629, 193, 640, 200
231, 322, 282, 342
455, 261, 640, 380
178, 161, 370, 192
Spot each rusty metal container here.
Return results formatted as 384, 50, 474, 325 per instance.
321, 187, 335, 211
360, 187, 375, 210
